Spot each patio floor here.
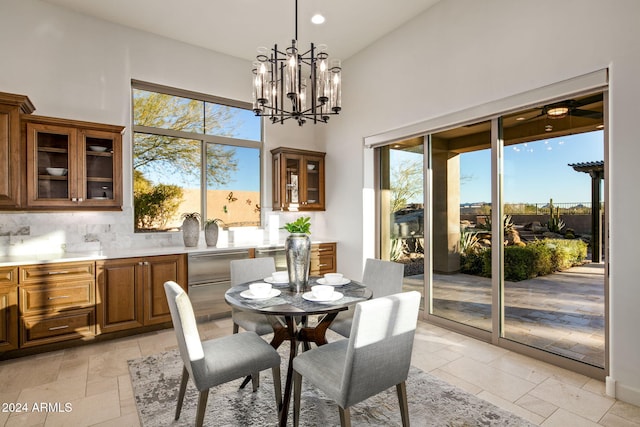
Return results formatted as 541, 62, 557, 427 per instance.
403, 262, 605, 367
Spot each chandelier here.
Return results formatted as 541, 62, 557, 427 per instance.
252, 0, 342, 126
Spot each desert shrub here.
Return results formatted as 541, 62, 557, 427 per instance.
134, 183, 183, 231
461, 238, 587, 281
460, 249, 486, 275
503, 246, 537, 281
547, 238, 587, 269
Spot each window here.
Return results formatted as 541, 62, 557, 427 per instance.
132, 81, 262, 232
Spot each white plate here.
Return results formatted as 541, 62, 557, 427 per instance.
302, 291, 343, 303
316, 277, 350, 286
264, 276, 288, 284
240, 288, 281, 300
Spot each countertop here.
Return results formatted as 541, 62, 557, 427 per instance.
0, 239, 334, 267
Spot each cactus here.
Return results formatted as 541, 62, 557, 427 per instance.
547, 198, 565, 233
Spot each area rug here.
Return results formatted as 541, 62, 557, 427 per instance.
128, 345, 536, 427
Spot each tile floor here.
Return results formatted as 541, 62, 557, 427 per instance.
1, 317, 639, 427
405, 263, 605, 367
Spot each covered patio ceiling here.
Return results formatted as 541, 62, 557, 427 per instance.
394, 91, 604, 153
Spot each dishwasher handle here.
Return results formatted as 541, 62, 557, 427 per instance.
189, 279, 230, 288
256, 248, 285, 254
189, 250, 249, 259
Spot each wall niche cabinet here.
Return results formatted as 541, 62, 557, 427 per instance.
271, 147, 325, 211
23, 115, 124, 210
96, 254, 187, 334
0, 92, 35, 208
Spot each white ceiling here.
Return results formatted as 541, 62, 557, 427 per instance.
41, 0, 441, 61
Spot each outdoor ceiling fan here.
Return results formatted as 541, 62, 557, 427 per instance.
538, 93, 604, 120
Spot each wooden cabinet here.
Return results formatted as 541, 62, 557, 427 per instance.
23, 115, 123, 210
271, 147, 325, 211
0, 267, 19, 351
310, 242, 337, 276
0, 92, 35, 208
96, 254, 187, 334
18, 261, 96, 348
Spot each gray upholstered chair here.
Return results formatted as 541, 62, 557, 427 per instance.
163, 281, 282, 427
329, 258, 405, 337
230, 257, 279, 336
293, 291, 421, 427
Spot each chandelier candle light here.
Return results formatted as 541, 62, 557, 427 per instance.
252, 0, 342, 126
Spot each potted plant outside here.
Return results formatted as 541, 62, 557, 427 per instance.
282, 216, 311, 292
204, 218, 223, 247
181, 212, 201, 247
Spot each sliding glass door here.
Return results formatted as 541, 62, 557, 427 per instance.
501, 103, 605, 368
378, 138, 424, 306
430, 121, 493, 332
376, 90, 606, 372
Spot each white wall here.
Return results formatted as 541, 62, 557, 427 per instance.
0, 0, 322, 254
324, 0, 640, 406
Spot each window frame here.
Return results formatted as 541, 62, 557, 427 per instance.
131, 80, 263, 232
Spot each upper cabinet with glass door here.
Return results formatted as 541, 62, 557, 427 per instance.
271, 147, 325, 211
24, 115, 124, 210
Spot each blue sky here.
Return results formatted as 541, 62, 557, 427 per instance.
461, 131, 603, 204
391, 130, 603, 205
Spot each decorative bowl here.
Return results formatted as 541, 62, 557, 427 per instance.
307, 164, 315, 170
89, 146, 107, 152
46, 167, 68, 176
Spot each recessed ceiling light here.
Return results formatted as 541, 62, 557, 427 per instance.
311, 14, 325, 24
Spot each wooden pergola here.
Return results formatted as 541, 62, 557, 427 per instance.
568, 161, 604, 262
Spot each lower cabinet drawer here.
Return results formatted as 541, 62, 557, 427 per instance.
20, 308, 96, 348
318, 255, 336, 274
20, 281, 95, 314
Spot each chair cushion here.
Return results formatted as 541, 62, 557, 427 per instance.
191, 331, 280, 391
232, 310, 275, 336
293, 340, 348, 403
328, 309, 353, 338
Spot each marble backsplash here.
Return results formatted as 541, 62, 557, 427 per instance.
0, 208, 182, 257
0, 210, 316, 257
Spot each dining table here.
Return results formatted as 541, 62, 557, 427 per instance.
224, 277, 372, 427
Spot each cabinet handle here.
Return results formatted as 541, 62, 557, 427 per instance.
48, 270, 70, 275
48, 295, 70, 300
143, 261, 149, 266
48, 325, 69, 331
78, 198, 83, 202
72, 197, 77, 202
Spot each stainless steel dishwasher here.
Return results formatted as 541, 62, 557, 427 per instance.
188, 249, 250, 321
254, 245, 287, 270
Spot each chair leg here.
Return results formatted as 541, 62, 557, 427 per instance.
396, 381, 410, 427
195, 390, 209, 427
251, 371, 260, 391
272, 365, 282, 409
293, 371, 302, 427
338, 406, 351, 427
175, 365, 189, 420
